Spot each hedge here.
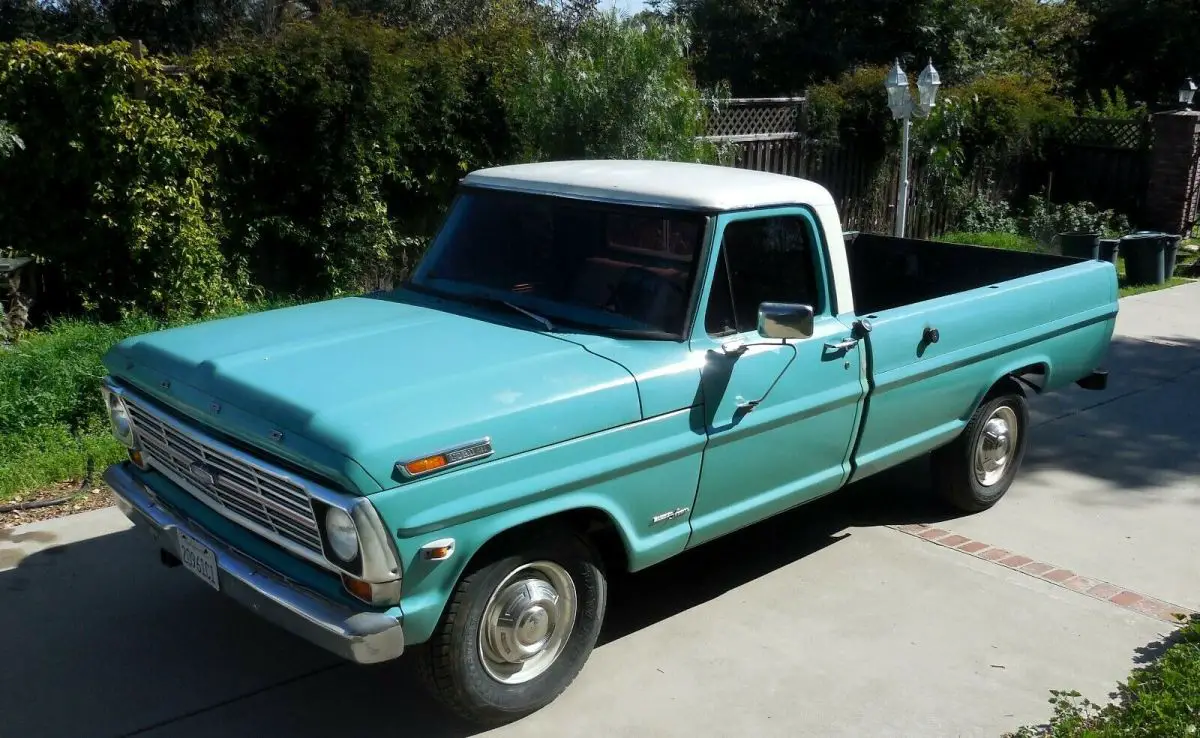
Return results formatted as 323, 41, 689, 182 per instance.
0, 11, 715, 321
0, 40, 246, 320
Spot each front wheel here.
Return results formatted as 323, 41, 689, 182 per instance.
413, 530, 607, 727
931, 388, 1030, 513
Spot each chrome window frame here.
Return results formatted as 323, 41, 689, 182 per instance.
103, 377, 401, 586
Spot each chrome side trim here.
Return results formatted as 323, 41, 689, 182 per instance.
395, 437, 494, 479
106, 463, 405, 664
103, 377, 401, 585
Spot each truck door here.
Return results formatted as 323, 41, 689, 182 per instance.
686, 207, 868, 548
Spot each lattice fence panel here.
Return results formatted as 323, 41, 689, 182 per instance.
705, 98, 805, 139
1059, 118, 1152, 150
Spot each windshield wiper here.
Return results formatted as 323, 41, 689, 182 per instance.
403, 281, 555, 331
497, 300, 555, 331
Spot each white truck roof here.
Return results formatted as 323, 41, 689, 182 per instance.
462, 159, 837, 212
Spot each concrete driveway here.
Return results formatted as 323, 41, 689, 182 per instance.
3, 285, 1199, 738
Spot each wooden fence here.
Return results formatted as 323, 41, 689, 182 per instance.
703, 98, 995, 239
719, 135, 979, 239
705, 100, 1156, 239
1043, 118, 1152, 218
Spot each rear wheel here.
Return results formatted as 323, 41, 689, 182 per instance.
413, 529, 607, 727
932, 388, 1029, 513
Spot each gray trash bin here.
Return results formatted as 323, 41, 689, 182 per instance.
1121, 232, 1167, 285
1058, 231, 1101, 260
1098, 238, 1120, 264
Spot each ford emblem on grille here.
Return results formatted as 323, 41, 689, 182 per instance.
187, 461, 219, 487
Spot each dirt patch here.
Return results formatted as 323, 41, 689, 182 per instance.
0, 482, 113, 528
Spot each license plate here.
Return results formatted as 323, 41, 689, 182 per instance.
177, 532, 220, 591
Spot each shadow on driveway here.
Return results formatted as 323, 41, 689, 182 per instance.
1023, 335, 1200, 492
0, 474, 947, 738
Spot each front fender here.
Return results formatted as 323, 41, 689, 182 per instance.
372, 408, 705, 645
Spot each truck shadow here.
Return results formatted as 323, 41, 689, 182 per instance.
1020, 334, 1200, 494
1, 476, 944, 738
0, 475, 942, 738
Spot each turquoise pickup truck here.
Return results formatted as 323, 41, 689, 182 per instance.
101, 160, 1116, 725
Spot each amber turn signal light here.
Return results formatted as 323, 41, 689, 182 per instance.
341, 574, 374, 602
403, 455, 447, 476
128, 449, 146, 468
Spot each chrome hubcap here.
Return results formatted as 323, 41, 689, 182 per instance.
974, 406, 1018, 487
479, 561, 577, 684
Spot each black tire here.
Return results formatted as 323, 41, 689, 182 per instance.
931, 388, 1029, 513
412, 528, 607, 727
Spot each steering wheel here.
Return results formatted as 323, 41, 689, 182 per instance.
602, 267, 686, 319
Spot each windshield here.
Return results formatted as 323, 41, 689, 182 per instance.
410, 187, 708, 338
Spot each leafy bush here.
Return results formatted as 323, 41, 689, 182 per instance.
0, 118, 21, 158
189, 13, 528, 298
807, 68, 1076, 231
806, 65, 892, 153
958, 195, 1019, 234
920, 74, 1074, 171
936, 231, 1043, 252
807, 68, 1073, 161
504, 11, 718, 163
1078, 88, 1147, 120
0, 41, 249, 320
1008, 617, 1200, 737
1023, 195, 1131, 244
947, 195, 1130, 247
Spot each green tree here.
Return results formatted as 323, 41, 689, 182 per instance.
504, 10, 718, 161
1074, 0, 1200, 108
664, 0, 1088, 96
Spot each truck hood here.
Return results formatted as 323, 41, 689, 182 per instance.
103, 293, 641, 493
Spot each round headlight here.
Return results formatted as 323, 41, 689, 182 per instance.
324, 507, 360, 562
108, 395, 136, 447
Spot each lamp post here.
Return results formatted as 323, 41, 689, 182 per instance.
1180, 78, 1197, 110
884, 59, 941, 237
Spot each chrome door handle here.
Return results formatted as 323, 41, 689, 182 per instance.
721, 338, 749, 356
824, 337, 859, 352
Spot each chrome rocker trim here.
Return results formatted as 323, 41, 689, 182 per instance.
106, 462, 406, 665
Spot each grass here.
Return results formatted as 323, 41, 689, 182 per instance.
937, 231, 1043, 253
0, 316, 161, 501
938, 231, 1196, 298
0, 301, 294, 502
1008, 616, 1200, 737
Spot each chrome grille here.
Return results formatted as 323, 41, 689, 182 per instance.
124, 397, 324, 556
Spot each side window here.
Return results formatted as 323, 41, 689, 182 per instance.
705, 215, 823, 336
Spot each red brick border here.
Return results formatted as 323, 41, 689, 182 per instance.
890, 523, 1195, 625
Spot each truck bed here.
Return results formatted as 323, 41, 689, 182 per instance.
845, 233, 1078, 316
840, 231, 1116, 483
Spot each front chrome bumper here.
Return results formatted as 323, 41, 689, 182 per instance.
105, 463, 406, 664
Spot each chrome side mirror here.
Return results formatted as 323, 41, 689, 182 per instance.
757, 302, 815, 340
